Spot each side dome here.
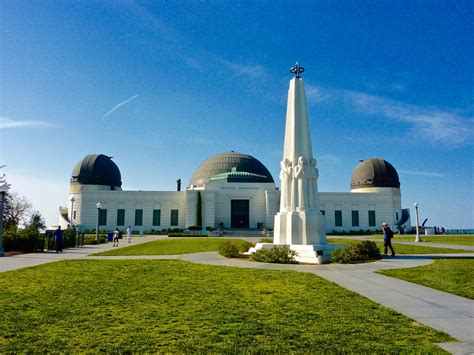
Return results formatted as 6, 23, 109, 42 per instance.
188, 151, 274, 187
351, 158, 400, 190
71, 154, 122, 188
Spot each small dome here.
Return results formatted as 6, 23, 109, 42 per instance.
71, 154, 122, 187
351, 158, 400, 190
188, 152, 274, 187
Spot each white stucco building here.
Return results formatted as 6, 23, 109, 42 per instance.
59, 152, 411, 233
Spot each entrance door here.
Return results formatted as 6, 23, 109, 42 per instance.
231, 200, 249, 228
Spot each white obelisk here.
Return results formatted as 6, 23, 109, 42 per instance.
253, 63, 339, 263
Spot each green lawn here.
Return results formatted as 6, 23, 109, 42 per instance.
328, 238, 473, 254
378, 259, 474, 299
95, 237, 250, 256
0, 260, 452, 353
359, 234, 474, 246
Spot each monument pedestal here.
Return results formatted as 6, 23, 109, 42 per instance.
249, 242, 340, 264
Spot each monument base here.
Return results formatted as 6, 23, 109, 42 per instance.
248, 243, 341, 264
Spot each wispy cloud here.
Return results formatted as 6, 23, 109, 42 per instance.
346, 91, 473, 145
0, 116, 52, 129
305, 85, 473, 146
398, 170, 444, 178
220, 59, 268, 79
103, 94, 139, 118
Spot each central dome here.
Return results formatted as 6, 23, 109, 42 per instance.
188, 152, 274, 187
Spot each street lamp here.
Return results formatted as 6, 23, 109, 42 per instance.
0, 177, 9, 257
96, 202, 101, 243
414, 202, 422, 242
70, 196, 75, 226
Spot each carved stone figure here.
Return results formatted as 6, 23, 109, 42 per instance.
294, 156, 307, 209
308, 158, 319, 209
279, 159, 292, 210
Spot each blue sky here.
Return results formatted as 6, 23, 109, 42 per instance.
1, 1, 473, 228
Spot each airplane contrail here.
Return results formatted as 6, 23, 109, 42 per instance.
103, 94, 139, 118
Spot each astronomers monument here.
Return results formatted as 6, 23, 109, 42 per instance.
252, 63, 339, 263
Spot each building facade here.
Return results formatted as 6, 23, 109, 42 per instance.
59, 152, 410, 233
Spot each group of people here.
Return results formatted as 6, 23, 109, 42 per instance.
112, 226, 132, 247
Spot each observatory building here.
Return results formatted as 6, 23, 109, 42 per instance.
59, 153, 410, 233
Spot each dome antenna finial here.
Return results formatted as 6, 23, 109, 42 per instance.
290, 62, 305, 78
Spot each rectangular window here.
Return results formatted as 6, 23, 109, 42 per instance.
368, 210, 376, 227
335, 210, 342, 227
117, 209, 125, 226
352, 210, 359, 227
170, 209, 179, 226
135, 209, 143, 226
73, 211, 76, 220
98, 209, 107, 226
320, 210, 325, 216
396, 212, 399, 221
153, 209, 161, 226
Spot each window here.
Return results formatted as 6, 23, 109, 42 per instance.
73, 211, 76, 220
368, 210, 376, 227
153, 209, 161, 226
98, 209, 107, 226
352, 210, 359, 227
335, 210, 342, 227
320, 210, 325, 216
396, 212, 399, 221
117, 209, 125, 226
170, 209, 179, 226
135, 209, 143, 226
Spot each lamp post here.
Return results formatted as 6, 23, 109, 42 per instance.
96, 202, 101, 243
70, 196, 75, 226
414, 202, 422, 242
0, 182, 9, 257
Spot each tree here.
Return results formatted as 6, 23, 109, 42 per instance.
3, 191, 32, 230
28, 211, 46, 231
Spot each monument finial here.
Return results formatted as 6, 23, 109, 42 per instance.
290, 62, 305, 78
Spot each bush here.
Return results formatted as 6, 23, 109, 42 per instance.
238, 240, 255, 253
219, 241, 240, 258
3, 226, 45, 253
168, 234, 206, 238
258, 237, 273, 243
332, 240, 381, 264
187, 225, 202, 231
251, 245, 297, 264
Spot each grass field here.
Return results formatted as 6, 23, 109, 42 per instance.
328, 238, 474, 254
0, 259, 453, 353
95, 237, 251, 256
378, 259, 474, 300
355, 234, 474, 246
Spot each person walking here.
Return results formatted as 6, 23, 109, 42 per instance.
126, 226, 132, 243
382, 222, 395, 256
113, 228, 120, 247
54, 226, 63, 253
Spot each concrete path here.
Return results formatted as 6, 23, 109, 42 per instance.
1, 236, 473, 354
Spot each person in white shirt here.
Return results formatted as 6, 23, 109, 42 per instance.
126, 226, 132, 243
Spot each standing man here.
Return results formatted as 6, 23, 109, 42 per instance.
126, 226, 132, 243
382, 223, 395, 257
54, 226, 63, 253
113, 228, 120, 247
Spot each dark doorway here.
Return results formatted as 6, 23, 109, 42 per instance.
231, 200, 249, 228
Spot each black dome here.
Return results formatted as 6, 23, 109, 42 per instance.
188, 152, 274, 187
351, 158, 400, 189
71, 154, 122, 187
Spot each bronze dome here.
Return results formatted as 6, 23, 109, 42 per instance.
71, 154, 122, 188
351, 158, 400, 190
188, 152, 274, 187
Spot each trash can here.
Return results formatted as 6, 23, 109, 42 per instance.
107, 233, 113, 242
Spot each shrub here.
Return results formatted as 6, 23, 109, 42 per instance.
187, 226, 202, 231
168, 234, 206, 238
3, 226, 45, 252
251, 245, 298, 264
219, 241, 240, 258
238, 240, 255, 253
332, 240, 381, 264
258, 237, 273, 243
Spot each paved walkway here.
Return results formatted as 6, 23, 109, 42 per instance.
1, 236, 473, 354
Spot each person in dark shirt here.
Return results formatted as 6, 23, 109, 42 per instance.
54, 226, 63, 253
382, 223, 395, 257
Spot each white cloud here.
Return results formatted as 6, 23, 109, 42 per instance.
0, 116, 52, 129
398, 170, 444, 178
103, 94, 139, 118
305, 84, 333, 103
220, 59, 268, 79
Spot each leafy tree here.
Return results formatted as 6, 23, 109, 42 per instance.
28, 211, 46, 231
